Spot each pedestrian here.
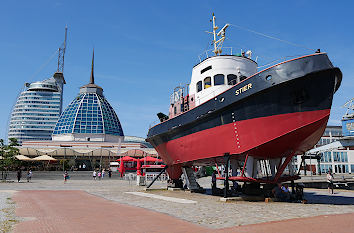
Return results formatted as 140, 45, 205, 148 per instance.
102, 169, 105, 179
17, 169, 22, 183
211, 170, 217, 194
98, 171, 102, 180
327, 170, 334, 194
63, 170, 69, 183
108, 169, 112, 178
27, 170, 32, 182
93, 170, 97, 180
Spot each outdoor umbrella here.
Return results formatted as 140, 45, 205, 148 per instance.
32, 155, 57, 161
140, 156, 162, 163
15, 155, 33, 161
117, 156, 137, 162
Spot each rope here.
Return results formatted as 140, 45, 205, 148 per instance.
28, 48, 59, 81
229, 24, 315, 52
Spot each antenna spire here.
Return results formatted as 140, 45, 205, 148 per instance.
57, 25, 68, 72
208, 14, 229, 56
90, 49, 95, 84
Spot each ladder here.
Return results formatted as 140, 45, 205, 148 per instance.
182, 167, 201, 191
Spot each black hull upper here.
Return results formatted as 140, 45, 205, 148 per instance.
147, 53, 342, 148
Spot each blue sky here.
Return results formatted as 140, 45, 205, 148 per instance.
0, 0, 353, 139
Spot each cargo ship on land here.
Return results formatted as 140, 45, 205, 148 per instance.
146, 14, 342, 188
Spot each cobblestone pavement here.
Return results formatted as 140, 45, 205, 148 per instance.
11, 190, 354, 233
1, 172, 354, 230
0, 190, 18, 232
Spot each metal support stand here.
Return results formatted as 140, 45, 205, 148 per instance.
224, 153, 231, 198
146, 165, 168, 189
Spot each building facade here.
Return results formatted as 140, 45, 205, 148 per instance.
296, 125, 354, 174
8, 72, 65, 143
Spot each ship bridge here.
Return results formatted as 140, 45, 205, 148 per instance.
189, 54, 257, 106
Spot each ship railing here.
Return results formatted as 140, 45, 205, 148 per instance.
198, 47, 248, 63
149, 120, 161, 129
257, 53, 310, 69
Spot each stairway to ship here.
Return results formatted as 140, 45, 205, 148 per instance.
182, 167, 204, 192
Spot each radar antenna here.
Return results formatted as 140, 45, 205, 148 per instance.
57, 25, 68, 73
206, 13, 229, 56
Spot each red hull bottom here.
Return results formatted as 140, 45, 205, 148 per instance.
157, 109, 330, 179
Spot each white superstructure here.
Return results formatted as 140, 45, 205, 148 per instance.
168, 14, 257, 118
189, 55, 257, 106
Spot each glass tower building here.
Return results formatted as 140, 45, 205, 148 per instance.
8, 72, 65, 143
52, 51, 124, 143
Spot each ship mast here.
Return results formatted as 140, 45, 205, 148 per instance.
208, 13, 229, 56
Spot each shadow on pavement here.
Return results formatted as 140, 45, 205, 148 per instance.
304, 191, 354, 205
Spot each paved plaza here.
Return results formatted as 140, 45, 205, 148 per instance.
0, 171, 353, 232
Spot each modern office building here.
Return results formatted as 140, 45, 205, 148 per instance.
7, 72, 65, 143
296, 125, 354, 174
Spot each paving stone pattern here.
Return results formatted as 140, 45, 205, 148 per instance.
1, 172, 353, 229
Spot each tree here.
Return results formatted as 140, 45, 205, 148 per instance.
0, 138, 20, 180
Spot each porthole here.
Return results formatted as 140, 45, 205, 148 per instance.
266, 75, 272, 81
219, 97, 225, 102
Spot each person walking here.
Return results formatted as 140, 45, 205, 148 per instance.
108, 169, 112, 178
93, 170, 97, 180
27, 170, 32, 182
101, 169, 105, 179
211, 170, 217, 194
98, 171, 102, 180
63, 171, 69, 183
327, 170, 334, 194
17, 169, 22, 183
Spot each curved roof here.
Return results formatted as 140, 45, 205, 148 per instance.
53, 50, 124, 137
53, 92, 124, 136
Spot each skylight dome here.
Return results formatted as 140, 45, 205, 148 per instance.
52, 50, 124, 142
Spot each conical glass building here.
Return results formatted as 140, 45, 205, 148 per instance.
52, 51, 124, 143
8, 72, 65, 143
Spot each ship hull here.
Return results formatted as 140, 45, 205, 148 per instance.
147, 53, 342, 180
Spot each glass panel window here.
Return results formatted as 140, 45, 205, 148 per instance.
227, 74, 238, 85
196, 81, 202, 93
240, 75, 247, 81
214, 74, 225, 85
204, 77, 211, 89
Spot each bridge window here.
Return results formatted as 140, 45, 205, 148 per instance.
196, 81, 202, 92
204, 77, 211, 89
214, 74, 225, 85
227, 74, 238, 85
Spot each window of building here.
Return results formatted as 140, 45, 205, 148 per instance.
227, 74, 238, 85
343, 152, 348, 162
196, 81, 202, 93
320, 164, 332, 173
320, 151, 332, 163
333, 152, 340, 162
214, 74, 225, 85
204, 77, 211, 89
